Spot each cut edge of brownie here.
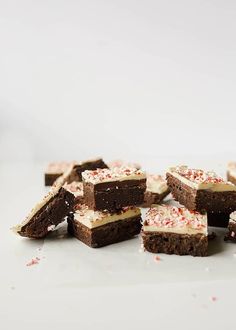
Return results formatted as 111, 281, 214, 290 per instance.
142, 230, 208, 257
68, 215, 142, 248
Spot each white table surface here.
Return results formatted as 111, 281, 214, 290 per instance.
1, 161, 236, 330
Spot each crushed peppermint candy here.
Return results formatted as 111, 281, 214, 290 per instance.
74, 204, 138, 222
108, 160, 141, 169
210, 296, 217, 302
172, 165, 227, 184
82, 166, 145, 184
26, 257, 40, 267
154, 255, 161, 262
144, 205, 206, 230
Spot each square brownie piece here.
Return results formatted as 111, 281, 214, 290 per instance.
82, 167, 146, 212
68, 204, 142, 248
141, 205, 208, 256
227, 162, 236, 185
142, 174, 170, 207
224, 211, 236, 242
166, 165, 236, 213
12, 165, 76, 239
44, 161, 72, 186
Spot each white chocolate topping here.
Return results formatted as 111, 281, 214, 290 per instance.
74, 205, 141, 229
146, 174, 169, 194
82, 166, 146, 184
167, 165, 236, 192
143, 205, 207, 235
46, 161, 73, 174
227, 162, 236, 179
108, 160, 141, 170
230, 211, 236, 223
63, 181, 83, 197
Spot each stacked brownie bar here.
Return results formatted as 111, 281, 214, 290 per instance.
68, 166, 146, 247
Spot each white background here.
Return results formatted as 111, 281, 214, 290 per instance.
1, 1, 236, 329
0, 0, 236, 164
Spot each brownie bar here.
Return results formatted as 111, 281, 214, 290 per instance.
207, 212, 230, 228
224, 211, 236, 242
166, 166, 236, 213
44, 161, 72, 186
142, 174, 170, 207
82, 167, 146, 212
67, 205, 142, 248
12, 164, 76, 239
141, 205, 208, 256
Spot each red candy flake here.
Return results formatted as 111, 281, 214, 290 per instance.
175, 166, 225, 185
154, 255, 161, 262
26, 257, 40, 267
210, 296, 217, 302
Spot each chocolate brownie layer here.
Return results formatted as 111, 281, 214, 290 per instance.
207, 212, 230, 228
142, 189, 170, 208
166, 173, 236, 213
227, 172, 236, 185
142, 231, 208, 256
68, 215, 142, 248
84, 179, 146, 211
45, 173, 62, 186
17, 188, 75, 239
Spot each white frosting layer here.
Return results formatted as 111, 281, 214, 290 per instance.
46, 161, 73, 174
168, 165, 236, 192
63, 181, 83, 197
146, 174, 168, 194
108, 160, 141, 170
82, 167, 146, 184
143, 205, 207, 235
74, 205, 141, 229
228, 162, 236, 179
12, 163, 76, 234
230, 211, 236, 222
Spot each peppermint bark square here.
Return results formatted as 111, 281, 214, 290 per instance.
166, 165, 236, 213
82, 167, 146, 212
227, 162, 236, 185
142, 174, 170, 207
67, 205, 142, 248
12, 165, 76, 239
224, 211, 236, 243
141, 205, 208, 256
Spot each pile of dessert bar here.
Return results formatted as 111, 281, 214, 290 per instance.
12, 159, 236, 257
